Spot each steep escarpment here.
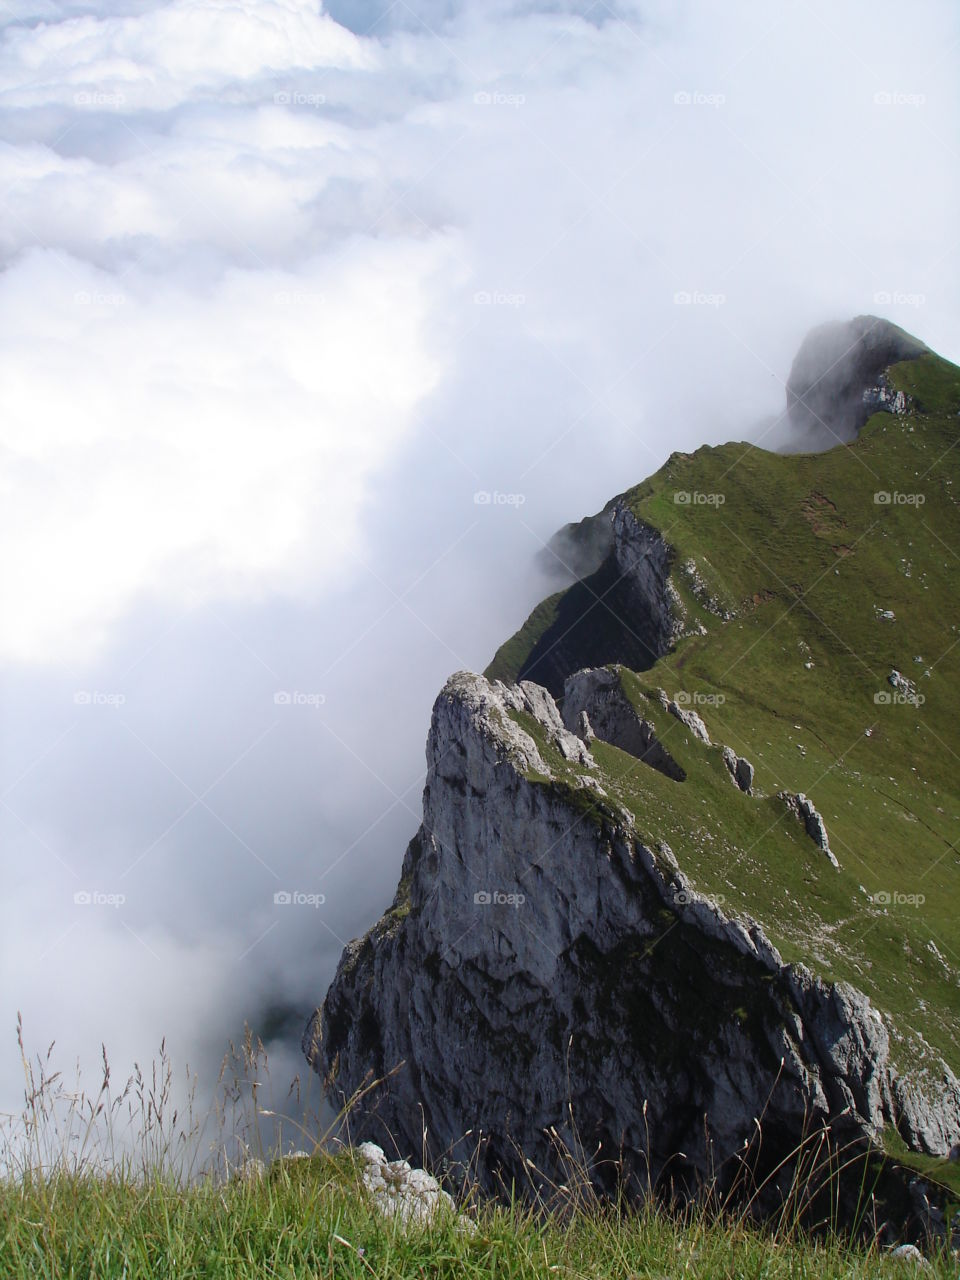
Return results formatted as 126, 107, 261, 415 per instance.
487, 504, 684, 699
306, 321, 960, 1234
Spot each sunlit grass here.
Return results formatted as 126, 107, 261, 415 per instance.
1, 1025, 955, 1277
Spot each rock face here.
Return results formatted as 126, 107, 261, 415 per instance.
562, 667, 685, 781
305, 672, 960, 1212
785, 315, 926, 447
509, 503, 682, 698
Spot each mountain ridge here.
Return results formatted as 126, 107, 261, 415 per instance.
305, 317, 960, 1241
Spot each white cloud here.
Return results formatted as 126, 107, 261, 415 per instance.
1, 0, 958, 1137
0, 240, 448, 662
0, 0, 374, 109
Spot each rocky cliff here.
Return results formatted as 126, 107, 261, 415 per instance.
305, 319, 960, 1232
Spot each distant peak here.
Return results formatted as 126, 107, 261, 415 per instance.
786, 315, 927, 446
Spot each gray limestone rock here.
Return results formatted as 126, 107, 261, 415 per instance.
306, 672, 959, 1218
562, 667, 685, 781
722, 746, 754, 794
779, 791, 839, 868
666, 698, 712, 744
357, 1141, 474, 1231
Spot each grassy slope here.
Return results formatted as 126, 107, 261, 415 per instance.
488, 352, 960, 1080
2, 1149, 957, 1278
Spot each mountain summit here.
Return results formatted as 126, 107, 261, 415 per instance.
305, 318, 960, 1240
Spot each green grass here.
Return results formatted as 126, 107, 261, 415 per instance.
882, 1128, 960, 1201
5, 1024, 953, 1278
487, 591, 565, 687
484, 348, 960, 1081
4, 1148, 960, 1278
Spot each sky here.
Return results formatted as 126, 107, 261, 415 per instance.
1, 0, 958, 1154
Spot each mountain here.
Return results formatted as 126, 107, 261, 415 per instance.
304, 317, 960, 1239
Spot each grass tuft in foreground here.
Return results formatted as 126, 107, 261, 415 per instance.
6, 1160, 958, 1279
1, 1022, 957, 1277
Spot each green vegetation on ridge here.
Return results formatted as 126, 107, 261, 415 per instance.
487, 350, 960, 1080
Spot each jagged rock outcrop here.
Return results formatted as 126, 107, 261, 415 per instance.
306, 672, 960, 1213
722, 746, 754, 794
863, 374, 909, 417
562, 667, 685, 781
889, 669, 921, 704
661, 692, 712, 744
779, 792, 840, 869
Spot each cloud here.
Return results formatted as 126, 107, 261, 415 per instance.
0, 0, 373, 110
1, 0, 958, 1143
0, 242, 447, 662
